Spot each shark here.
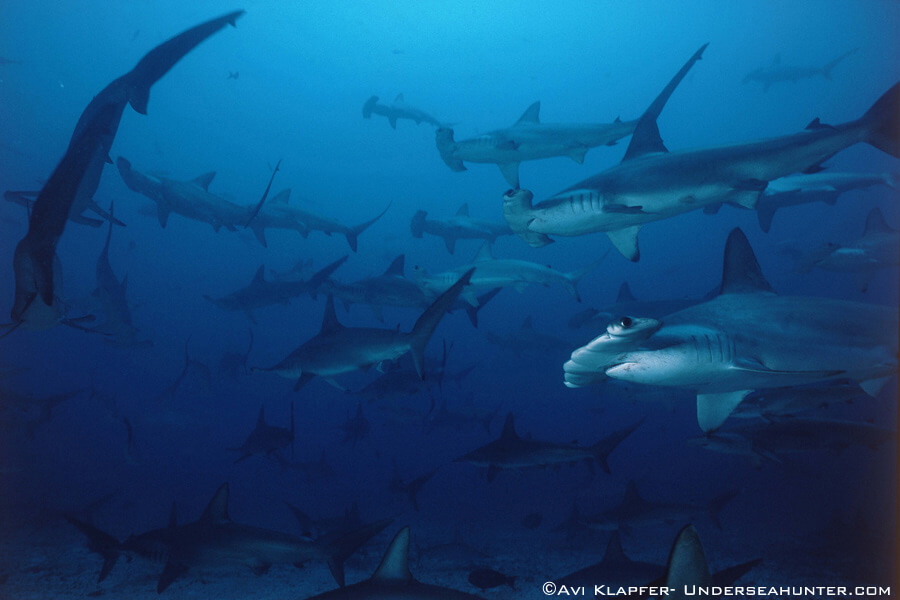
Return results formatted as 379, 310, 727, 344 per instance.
554, 530, 665, 592
9, 10, 244, 332
423, 396, 497, 435
725, 416, 897, 456
204, 255, 348, 322
503, 46, 900, 261
87, 201, 152, 347
484, 316, 575, 358
284, 501, 364, 540
742, 48, 858, 91
156, 339, 211, 401
752, 171, 898, 232
581, 481, 737, 533
252, 268, 474, 391
410, 203, 513, 254
435, 101, 638, 188
414, 242, 598, 306
388, 464, 439, 511
454, 413, 643, 482
568, 282, 715, 330
116, 157, 250, 232
563, 228, 899, 432
251, 189, 390, 251
219, 330, 254, 378
732, 380, 865, 421
66, 482, 392, 593
362, 94, 444, 129
229, 403, 295, 463
299, 527, 487, 600
789, 207, 899, 291
321, 255, 500, 325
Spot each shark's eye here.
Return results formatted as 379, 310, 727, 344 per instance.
620, 317, 633, 328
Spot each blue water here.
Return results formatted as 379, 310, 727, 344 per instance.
0, 1, 897, 597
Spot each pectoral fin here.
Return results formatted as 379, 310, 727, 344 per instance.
697, 390, 751, 433
157, 560, 190, 594
859, 376, 890, 397
606, 226, 641, 262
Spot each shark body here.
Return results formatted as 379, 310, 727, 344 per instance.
252, 269, 474, 391
410, 203, 513, 254
363, 94, 443, 129
67, 483, 392, 593
454, 413, 642, 482
435, 102, 637, 188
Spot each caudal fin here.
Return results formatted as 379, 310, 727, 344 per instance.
64, 515, 121, 582
409, 268, 475, 378
862, 82, 900, 158
346, 203, 390, 252
362, 95, 378, 118
436, 128, 467, 172
565, 252, 609, 302
410, 210, 427, 238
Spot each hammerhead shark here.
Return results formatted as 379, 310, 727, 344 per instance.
503, 44, 900, 261
204, 255, 348, 322
435, 96, 639, 187
66, 482, 392, 593
410, 203, 513, 254
743, 48, 858, 91
252, 269, 474, 391
563, 228, 898, 432
229, 402, 295, 463
8, 10, 244, 333
363, 94, 444, 129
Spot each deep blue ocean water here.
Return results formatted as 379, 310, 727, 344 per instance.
0, 1, 897, 598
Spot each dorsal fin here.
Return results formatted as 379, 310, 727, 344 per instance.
719, 228, 774, 295
864, 207, 892, 235
384, 255, 405, 277
622, 481, 644, 506
456, 203, 469, 217
257, 405, 266, 426
372, 527, 414, 583
320, 295, 343, 334
614, 116, 622, 123
500, 413, 518, 440
603, 530, 626, 562
616, 282, 636, 303
168, 502, 177, 528
271, 189, 291, 204
191, 172, 216, 191
804, 117, 834, 131
520, 316, 533, 330
473, 241, 494, 262
251, 265, 266, 285
394, 93, 405, 103
201, 483, 230, 523
514, 101, 541, 125
622, 44, 707, 162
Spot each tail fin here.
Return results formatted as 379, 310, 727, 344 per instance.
861, 82, 900, 158
589, 418, 644, 474
464, 287, 502, 328
306, 255, 349, 296
410, 210, 427, 238
322, 517, 394, 586
436, 128, 467, 172
362, 95, 378, 119
408, 268, 475, 379
346, 203, 390, 252
64, 515, 121, 582
565, 252, 608, 303
821, 47, 858, 80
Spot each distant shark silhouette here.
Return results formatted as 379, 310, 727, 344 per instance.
66, 482, 392, 593
743, 48, 858, 91
363, 94, 443, 129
